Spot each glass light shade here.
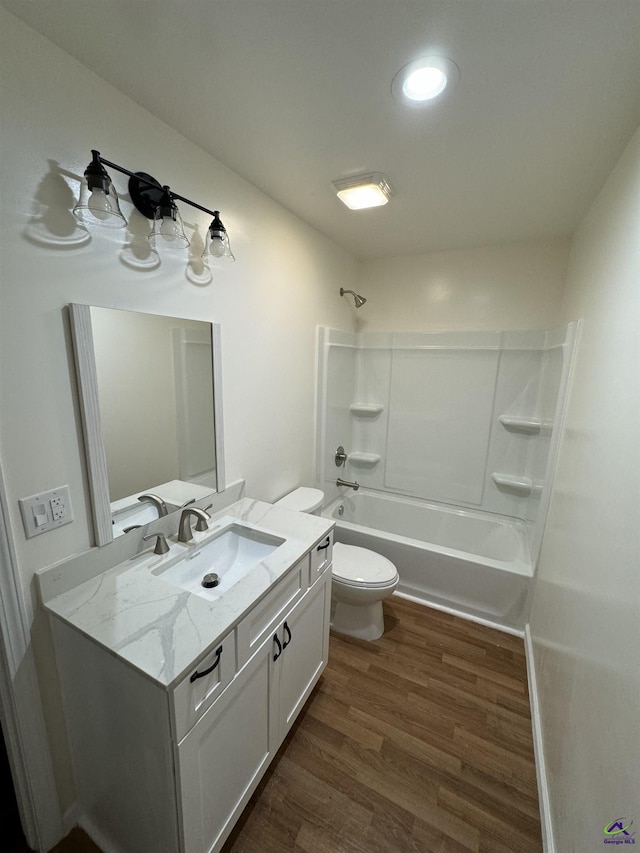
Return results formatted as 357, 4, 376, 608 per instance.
202, 212, 235, 261
202, 230, 234, 260
148, 202, 190, 250
73, 177, 127, 228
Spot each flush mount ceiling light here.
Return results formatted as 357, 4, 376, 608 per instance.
391, 56, 459, 106
332, 173, 393, 210
73, 150, 234, 261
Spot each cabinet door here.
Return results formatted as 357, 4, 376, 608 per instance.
274, 572, 330, 745
177, 639, 273, 853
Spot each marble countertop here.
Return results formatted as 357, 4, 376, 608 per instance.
39, 499, 334, 690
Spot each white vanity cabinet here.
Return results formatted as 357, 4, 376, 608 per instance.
177, 635, 273, 853
178, 570, 331, 853
49, 531, 333, 853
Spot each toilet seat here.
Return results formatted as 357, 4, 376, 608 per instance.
332, 543, 398, 588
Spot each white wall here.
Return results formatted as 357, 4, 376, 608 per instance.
357, 237, 570, 332
529, 127, 640, 849
0, 8, 358, 582
0, 10, 358, 830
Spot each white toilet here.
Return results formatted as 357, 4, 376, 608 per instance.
274, 488, 398, 641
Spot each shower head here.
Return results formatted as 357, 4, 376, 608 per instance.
340, 287, 367, 308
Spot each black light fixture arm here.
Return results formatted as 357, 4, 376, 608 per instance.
94, 152, 141, 183
91, 150, 220, 220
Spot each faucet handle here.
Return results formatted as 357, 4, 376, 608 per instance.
123, 525, 142, 534
143, 532, 170, 555
179, 498, 196, 510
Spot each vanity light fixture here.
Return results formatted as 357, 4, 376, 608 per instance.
73, 150, 234, 259
332, 173, 393, 210
391, 56, 459, 106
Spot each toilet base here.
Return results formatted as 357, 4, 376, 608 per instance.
330, 598, 385, 641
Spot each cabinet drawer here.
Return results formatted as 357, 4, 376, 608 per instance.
236, 556, 307, 669
310, 530, 333, 585
173, 630, 236, 741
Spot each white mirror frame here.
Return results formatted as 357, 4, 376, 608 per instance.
69, 303, 225, 546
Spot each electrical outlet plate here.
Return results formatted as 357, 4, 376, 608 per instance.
19, 485, 73, 539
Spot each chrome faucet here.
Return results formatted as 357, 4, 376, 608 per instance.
137, 494, 168, 517
178, 505, 211, 542
336, 478, 360, 491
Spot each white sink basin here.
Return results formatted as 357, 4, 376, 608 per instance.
152, 523, 285, 600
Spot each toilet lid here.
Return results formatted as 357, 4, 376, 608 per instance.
274, 487, 324, 514
332, 543, 398, 588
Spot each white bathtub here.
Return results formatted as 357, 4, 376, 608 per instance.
323, 490, 533, 632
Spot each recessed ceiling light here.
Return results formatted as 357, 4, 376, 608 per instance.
392, 56, 459, 106
332, 173, 393, 210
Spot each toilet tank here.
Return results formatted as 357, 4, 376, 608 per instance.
274, 487, 324, 515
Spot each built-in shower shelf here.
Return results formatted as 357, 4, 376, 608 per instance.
349, 403, 384, 417
348, 452, 381, 467
491, 473, 542, 495
499, 415, 553, 434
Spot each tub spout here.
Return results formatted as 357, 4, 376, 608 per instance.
336, 478, 360, 491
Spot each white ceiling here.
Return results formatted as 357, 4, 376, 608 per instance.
3, 1, 639, 259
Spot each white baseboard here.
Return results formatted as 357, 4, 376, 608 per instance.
393, 589, 525, 637
78, 814, 125, 853
524, 625, 555, 853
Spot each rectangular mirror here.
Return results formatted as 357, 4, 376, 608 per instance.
69, 304, 225, 545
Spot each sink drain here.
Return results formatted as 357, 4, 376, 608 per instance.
201, 573, 220, 589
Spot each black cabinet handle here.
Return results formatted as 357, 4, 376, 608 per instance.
282, 621, 292, 649
190, 646, 222, 683
273, 634, 282, 662
316, 537, 331, 551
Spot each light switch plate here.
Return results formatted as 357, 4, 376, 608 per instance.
19, 485, 73, 538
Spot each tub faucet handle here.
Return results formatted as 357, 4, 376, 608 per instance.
335, 446, 347, 467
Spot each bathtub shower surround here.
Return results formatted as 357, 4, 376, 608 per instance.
316, 325, 577, 630
324, 491, 531, 631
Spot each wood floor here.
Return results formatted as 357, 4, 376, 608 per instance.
222, 595, 542, 853
8, 826, 101, 853
32, 596, 542, 853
